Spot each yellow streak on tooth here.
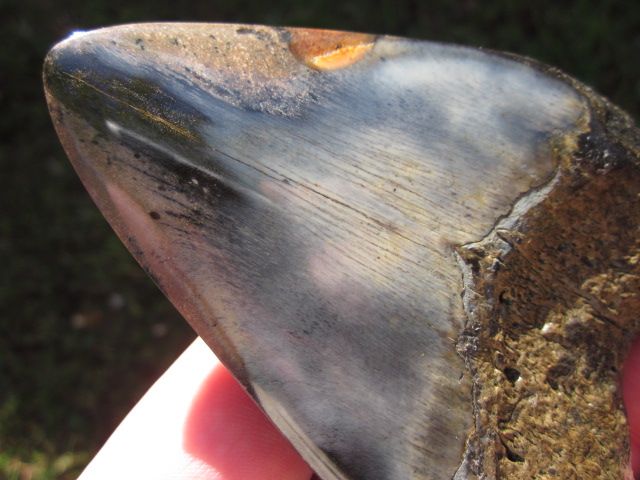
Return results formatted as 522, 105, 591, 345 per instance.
308, 43, 374, 71
61, 71, 196, 141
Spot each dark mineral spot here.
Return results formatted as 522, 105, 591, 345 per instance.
503, 366, 520, 384
235, 27, 270, 41
504, 444, 525, 463
236, 27, 255, 35
546, 356, 575, 390
498, 290, 512, 305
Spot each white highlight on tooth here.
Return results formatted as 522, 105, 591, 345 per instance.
106, 119, 123, 136
67, 30, 90, 41
104, 119, 276, 208
541, 322, 554, 335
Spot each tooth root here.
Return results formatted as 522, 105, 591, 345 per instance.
44, 23, 640, 480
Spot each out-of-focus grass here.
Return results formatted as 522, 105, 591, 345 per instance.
0, 451, 89, 480
1, 0, 638, 478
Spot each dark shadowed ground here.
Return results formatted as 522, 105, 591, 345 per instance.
1, 0, 638, 478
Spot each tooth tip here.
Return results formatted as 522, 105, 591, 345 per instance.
43, 27, 98, 97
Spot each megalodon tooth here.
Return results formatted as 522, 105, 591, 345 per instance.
43, 24, 640, 479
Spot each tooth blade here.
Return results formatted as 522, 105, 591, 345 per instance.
43, 24, 606, 480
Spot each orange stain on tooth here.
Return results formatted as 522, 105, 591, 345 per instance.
288, 28, 375, 71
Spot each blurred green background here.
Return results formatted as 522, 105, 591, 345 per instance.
0, 0, 638, 478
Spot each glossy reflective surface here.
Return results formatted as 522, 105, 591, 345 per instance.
44, 24, 588, 479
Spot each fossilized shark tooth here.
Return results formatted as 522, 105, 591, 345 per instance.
44, 24, 640, 479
